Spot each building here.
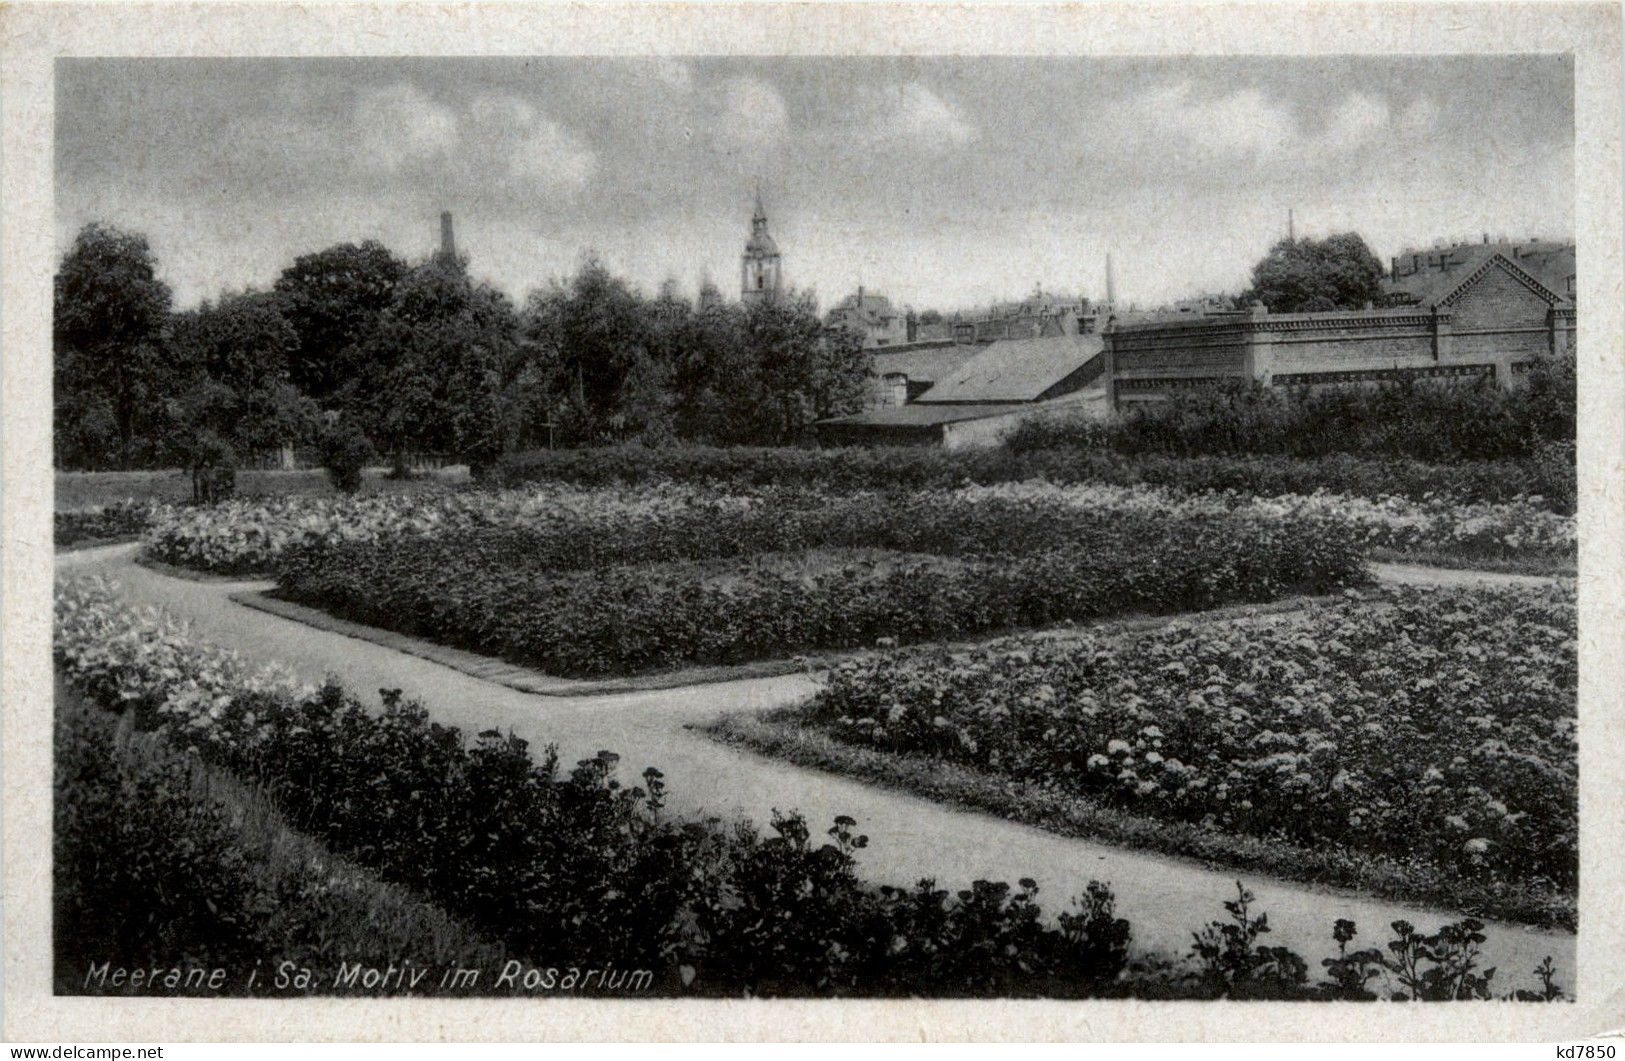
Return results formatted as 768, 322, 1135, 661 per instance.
1386, 236, 1576, 305
816, 333, 1109, 447
1103, 245, 1575, 407
827, 286, 910, 348
740, 190, 783, 305
866, 345, 982, 407
948, 287, 1101, 345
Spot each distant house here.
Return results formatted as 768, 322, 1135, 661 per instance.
827, 287, 910, 348
818, 333, 1108, 447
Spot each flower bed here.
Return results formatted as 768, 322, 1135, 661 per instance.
274, 510, 1366, 678
801, 584, 1577, 914
494, 444, 1574, 513
143, 472, 1573, 580
955, 482, 1576, 566
141, 484, 756, 575
53, 576, 1565, 1000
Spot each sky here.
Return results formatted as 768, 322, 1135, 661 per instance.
56, 55, 1574, 313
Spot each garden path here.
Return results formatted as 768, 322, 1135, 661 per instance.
58, 543, 1576, 993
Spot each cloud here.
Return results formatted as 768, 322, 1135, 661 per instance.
714, 76, 788, 150
506, 115, 597, 191
874, 82, 978, 153
354, 83, 460, 173
651, 58, 695, 92
1098, 82, 1440, 181
462, 92, 598, 192
1315, 92, 1392, 150
1128, 82, 1296, 158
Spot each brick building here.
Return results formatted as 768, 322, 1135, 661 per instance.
1103, 246, 1575, 407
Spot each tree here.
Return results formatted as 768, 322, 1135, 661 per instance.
165, 290, 315, 458
744, 294, 868, 443
344, 257, 522, 476
54, 223, 175, 468
1244, 233, 1385, 313
273, 240, 407, 402
520, 258, 669, 446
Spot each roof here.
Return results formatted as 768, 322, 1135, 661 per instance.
916, 334, 1103, 403
816, 403, 1029, 429
1384, 246, 1571, 308
869, 346, 979, 385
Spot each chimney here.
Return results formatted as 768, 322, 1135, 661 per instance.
1288, 208, 1295, 243
1105, 252, 1116, 307
440, 211, 456, 260
1483, 232, 1490, 244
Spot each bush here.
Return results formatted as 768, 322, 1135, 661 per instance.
54, 688, 272, 982
317, 420, 373, 494
275, 509, 1368, 678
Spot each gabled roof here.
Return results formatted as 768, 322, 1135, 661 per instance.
916, 334, 1103, 403
870, 346, 980, 385
1384, 248, 1570, 308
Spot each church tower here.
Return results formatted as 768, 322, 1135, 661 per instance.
740, 187, 782, 305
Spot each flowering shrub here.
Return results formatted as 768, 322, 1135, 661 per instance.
275, 509, 1366, 678
806, 584, 1577, 903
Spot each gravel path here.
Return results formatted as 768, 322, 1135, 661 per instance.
58, 544, 1575, 993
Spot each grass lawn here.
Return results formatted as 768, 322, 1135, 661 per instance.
55, 465, 469, 510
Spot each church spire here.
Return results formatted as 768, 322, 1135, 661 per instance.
741, 184, 782, 305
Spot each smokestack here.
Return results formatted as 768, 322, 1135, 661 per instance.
440, 211, 456, 260
1288, 208, 1295, 243
1105, 252, 1116, 307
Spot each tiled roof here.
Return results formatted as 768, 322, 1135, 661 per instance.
916, 334, 1104, 403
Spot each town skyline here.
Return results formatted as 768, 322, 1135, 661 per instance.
56, 55, 1574, 312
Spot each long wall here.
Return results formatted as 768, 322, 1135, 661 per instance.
1104, 299, 1573, 407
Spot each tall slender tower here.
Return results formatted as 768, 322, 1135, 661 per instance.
740, 187, 782, 305
1105, 252, 1117, 308
439, 211, 457, 261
